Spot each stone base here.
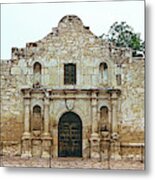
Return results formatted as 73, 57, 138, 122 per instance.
110, 142, 121, 160
90, 133, 100, 160
32, 139, 42, 157
41, 151, 50, 158
90, 152, 100, 160
110, 153, 121, 160
100, 140, 110, 159
21, 152, 32, 158
41, 136, 52, 158
21, 137, 32, 158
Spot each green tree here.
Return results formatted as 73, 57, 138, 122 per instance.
101, 22, 144, 57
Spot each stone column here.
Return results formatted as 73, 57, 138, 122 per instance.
110, 90, 121, 160
43, 97, 50, 136
112, 98, 117, 133
91, 91, 98, 133
42, 93, 52, 158
90, 91, 100, 160
23, 98, 31, 136
21, 89, 32, 158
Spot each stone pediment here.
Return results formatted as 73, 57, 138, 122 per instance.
58, 15, 84, 33
11, 15, 109, 60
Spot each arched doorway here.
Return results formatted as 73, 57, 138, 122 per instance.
58, 112, 82, 157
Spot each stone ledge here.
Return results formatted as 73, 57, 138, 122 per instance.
121, 142, 144, 147
2, 141, 20, 145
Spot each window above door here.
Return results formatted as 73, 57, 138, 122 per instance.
64, 63, 76, 85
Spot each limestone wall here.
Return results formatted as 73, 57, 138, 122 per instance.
1, 60, 24, 142
8, 15, 119, 89
0, 15, 144, 157
119, 59, 144, 143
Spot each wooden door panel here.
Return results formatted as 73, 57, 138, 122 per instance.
58, 112, 82, 157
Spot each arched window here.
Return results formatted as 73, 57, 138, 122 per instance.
33, 62, 41, 87
99, 62, 108, 84
32, 105, 42, 132
100, 106, 109, 131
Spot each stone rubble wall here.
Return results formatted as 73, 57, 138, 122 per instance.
119, 59, 144, 143
1, 61, 24, 140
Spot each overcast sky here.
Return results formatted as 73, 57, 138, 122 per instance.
1, 0, 144, 59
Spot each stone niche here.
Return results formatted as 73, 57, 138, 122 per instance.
20, 86, 123, 160
21, 87, 52, 158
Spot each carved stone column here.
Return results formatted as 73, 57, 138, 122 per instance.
42, 92, 52, 158
111, 94, 118, 133
107, 89, 121, 134
108, 89, 121, 160
43, 97, 50, 136
23, 98, 31, 136
90, 91, 100, 160
91, 91, 98, 133
21, 88, 32, 158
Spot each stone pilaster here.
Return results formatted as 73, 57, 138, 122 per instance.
107, 89, 121, 134
23, 98, 31, 137
21, 88, 32, 158
43, 97, 50, 136
41, 92, 52, 158
90, 91, 100, 160
112, 98, 118, 133
109, 89, 121, 160
91, 91, 98, 133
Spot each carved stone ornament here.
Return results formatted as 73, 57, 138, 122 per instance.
65, 99, 75, 111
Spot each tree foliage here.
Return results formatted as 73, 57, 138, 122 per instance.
101, 22, 144, 56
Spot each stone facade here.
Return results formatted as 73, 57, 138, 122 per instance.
0, 15, 144, 164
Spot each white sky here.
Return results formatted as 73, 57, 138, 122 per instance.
1, 0, 144, 59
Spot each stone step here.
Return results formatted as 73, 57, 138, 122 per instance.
53, 157, 83, 161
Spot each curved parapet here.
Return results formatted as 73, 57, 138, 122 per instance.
58, 15, 84, 33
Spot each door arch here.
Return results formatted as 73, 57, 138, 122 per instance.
58, 112, 82, 157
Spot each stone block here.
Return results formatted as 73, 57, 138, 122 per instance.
11, 67, 21, 75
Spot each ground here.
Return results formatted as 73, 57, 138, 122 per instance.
1, 156, 144, 170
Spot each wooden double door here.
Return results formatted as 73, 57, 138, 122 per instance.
58, 112, 82, 157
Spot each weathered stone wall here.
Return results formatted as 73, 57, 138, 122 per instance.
119, 59, 144, 143
1, 61, 24, 142
8, 15, 119, 89
0, 15, 144, 158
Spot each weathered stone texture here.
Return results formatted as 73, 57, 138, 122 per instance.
0, 15, 144, 164
119, 60, 144, 142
